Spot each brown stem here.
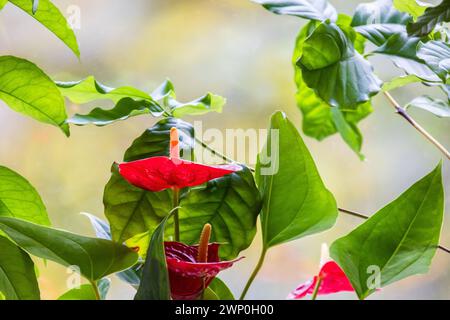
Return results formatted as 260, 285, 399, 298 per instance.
383, 92, 450, 160
338, 208, 450, 255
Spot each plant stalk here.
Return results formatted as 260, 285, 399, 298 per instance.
91, 280, 101, 300
239, 247, 268, 300
172, 187, 180, 241
311, 277, 323, 300
384, 92, 450, 160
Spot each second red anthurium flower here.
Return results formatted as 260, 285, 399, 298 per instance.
288, 244, 354, 299
166, 224, 243, 300
118, 127, 240, 192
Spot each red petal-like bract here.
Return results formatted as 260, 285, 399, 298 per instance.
288, 261, 354, 299
118, 157, 240, 192
165, 241, 242, 300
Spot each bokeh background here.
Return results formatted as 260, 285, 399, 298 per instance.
0, 0, 449, 300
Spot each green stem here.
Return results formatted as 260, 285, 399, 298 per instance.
239, 247, 267, 300
311, 276, 323, 301
172, 187, 180, 241
90, 280, 101, 300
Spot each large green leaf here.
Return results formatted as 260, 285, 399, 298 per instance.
352, 0, 412, 46
330, 163, 444, 299
0, 217, 139, 281
7, 0, 79, 57
256, 112, 337, 248
0, 56, 69, 136
134, 213, 171, 300
0, 165, 50, 226
373, 33, 440, 82
104, 118, 193, 243
0, 0, 7, 10
406, 95, 450, 117
67, 98, 163, 126
293, 22, 372, 157
408, 0, 450, 36
178, 166, 261, 260
254, 0, 337, 21
417, 40, 450, 81
297, 22, 381, 108
0, 236, 40, 300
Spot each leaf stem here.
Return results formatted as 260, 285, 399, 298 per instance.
311, 276, 323, 300
383, 92, 450, 160
239, 247, 267, 300
172, 188, 180, 241
194, 137, 256, 172
90, 280, 101, 300
338, 207, 450, 255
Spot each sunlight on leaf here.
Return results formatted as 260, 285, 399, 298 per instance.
0, 56, 70, 136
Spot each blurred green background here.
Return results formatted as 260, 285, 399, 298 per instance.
0, 0, 449, 299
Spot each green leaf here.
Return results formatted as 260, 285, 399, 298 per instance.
57, 284, 97, 300
134, 213, 172, 300
254, 0, 337, 21
417, 40, 450, 81
373, 33, 440, 82
408, 0, 450, 36
382, 74, 423, 91
207, 278, 235, 300
8, 0, 79, 57
0, 0, 7, 10
104, 118, 193, 243
178, 166, 261, 260
0, 165, 50, 226
297, 22, 381, 108
57, 279, 110, 300
57, 76, 153, 104
331, 107, 364, 160
352, 0, 412, 46
82, 212, 142, 288
256, 111, 337, 248
293, 23, 372, 156
0, 292, 5, 300
0, 236, 40, 300
0, 56, 70, 136
406, 95, 450, 117
170, 93, 226, 118
156, 79, 226, 118
330, 163, 444, 300
67, 98, 163, 126
0, 217, 139, 281
393, 0, 428, 19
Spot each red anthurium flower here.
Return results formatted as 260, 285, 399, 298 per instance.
118, 127, 240, 192
165, 224, 243, 300
288, 244, 354, 299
